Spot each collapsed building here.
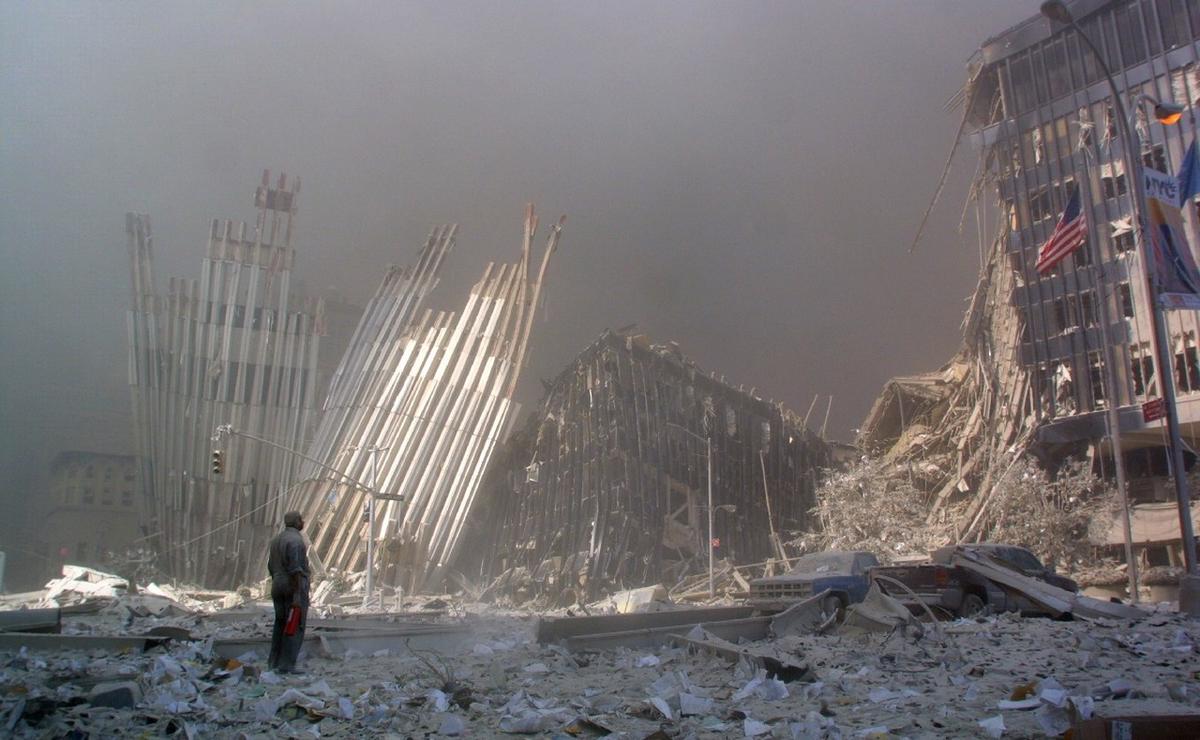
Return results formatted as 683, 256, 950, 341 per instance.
291, 207, 563, 594
862, 0, 1200, 565
463, 330, 832, 603
125, 172, 323, 588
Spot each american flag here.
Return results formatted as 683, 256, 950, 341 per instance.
1036, 188, 1088, 274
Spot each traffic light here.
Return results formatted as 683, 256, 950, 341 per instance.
212, 450, 224, 476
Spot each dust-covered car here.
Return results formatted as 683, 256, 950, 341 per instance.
748, 550, 880, 616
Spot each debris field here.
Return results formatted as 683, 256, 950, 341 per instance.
3, 566, 1200, 738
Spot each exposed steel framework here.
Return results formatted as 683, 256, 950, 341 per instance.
125, 171, 322, 587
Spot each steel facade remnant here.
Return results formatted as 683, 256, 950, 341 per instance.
125, 171, 322, 588
467, 331, 832, 603
292, 206, 563, 594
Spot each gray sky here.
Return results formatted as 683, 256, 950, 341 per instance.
0, 2, 1037, 560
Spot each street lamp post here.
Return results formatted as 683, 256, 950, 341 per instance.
667, 423, 715, 598
214, 426, 404, 607
1041, 2, 1198, 580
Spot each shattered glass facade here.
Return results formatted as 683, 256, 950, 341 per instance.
972, 0, 1200, 460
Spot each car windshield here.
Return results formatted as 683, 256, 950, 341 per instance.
788, 552, 857, 575
996, 547, 1044, 572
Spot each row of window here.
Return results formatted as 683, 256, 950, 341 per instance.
1002, 0, 1198, 117
201, 302, 312, 335
65, 486, 135, 507
1025, 282, 1135, 338
1005, 136, 1170, 238
68, 465, 134, 482
1039, 338, 1200, 417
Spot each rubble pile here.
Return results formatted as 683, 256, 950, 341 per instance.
3, 587, 1200, 737
806, 456, 1117, 574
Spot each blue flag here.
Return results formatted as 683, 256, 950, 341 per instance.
1180, 139, 1200, 204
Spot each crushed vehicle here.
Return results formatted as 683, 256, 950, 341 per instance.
748, 550, 879, 616
870, 543, 1078, 618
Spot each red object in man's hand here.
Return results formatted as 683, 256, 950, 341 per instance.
284, 604, 301, 636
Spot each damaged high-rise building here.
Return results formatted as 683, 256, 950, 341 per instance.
125, 171, 323, 588
463, 330, 832, 603
864, 0, 1200, 561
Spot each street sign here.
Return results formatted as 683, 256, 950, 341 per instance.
1143, 398, 1167, 422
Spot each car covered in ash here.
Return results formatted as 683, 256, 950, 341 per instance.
871, 543, 1078, 618
748, 550, 880, 615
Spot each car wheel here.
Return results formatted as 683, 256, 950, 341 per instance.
820, 595, 844, 622
960, 593, 986, 618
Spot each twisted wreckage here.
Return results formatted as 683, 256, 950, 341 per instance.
463, 330, 832, 603
122, 172, 837, 596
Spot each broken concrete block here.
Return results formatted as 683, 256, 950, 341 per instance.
87, 681, 142, 709
613, 585, 669, 614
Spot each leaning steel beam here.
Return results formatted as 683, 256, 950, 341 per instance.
293, 206, 563, 593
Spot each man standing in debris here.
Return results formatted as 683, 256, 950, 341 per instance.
268, 511, 310, 673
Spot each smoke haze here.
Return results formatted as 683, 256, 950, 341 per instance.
0, 1, 1035, 579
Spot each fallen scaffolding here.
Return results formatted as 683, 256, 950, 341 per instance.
293, 206, 563, 594
466, 330, 832, 603
126, 171, 323, 588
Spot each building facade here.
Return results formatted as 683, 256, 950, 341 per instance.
39, 452, 141, 578
967, 0, 1200, 559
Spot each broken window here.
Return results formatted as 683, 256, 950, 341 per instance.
1142, 143, 1168, 173
1029, 187, 1053, 223
1103, 104, 1119, 146
1003, 198, 1015, 230
1080, 290, 1098, 326
1101, 161, 1128, 199
1175, 334, 1200, 394
1054, 295, 1079, 333
1119, 282, 1135, 318
1113, 228, 1135, 255
1089, 351, 1107, 406
1131, 344, 1157, 398
1074, 236, 1093, 267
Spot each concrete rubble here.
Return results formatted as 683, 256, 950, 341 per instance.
3, 564, 1200, 737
